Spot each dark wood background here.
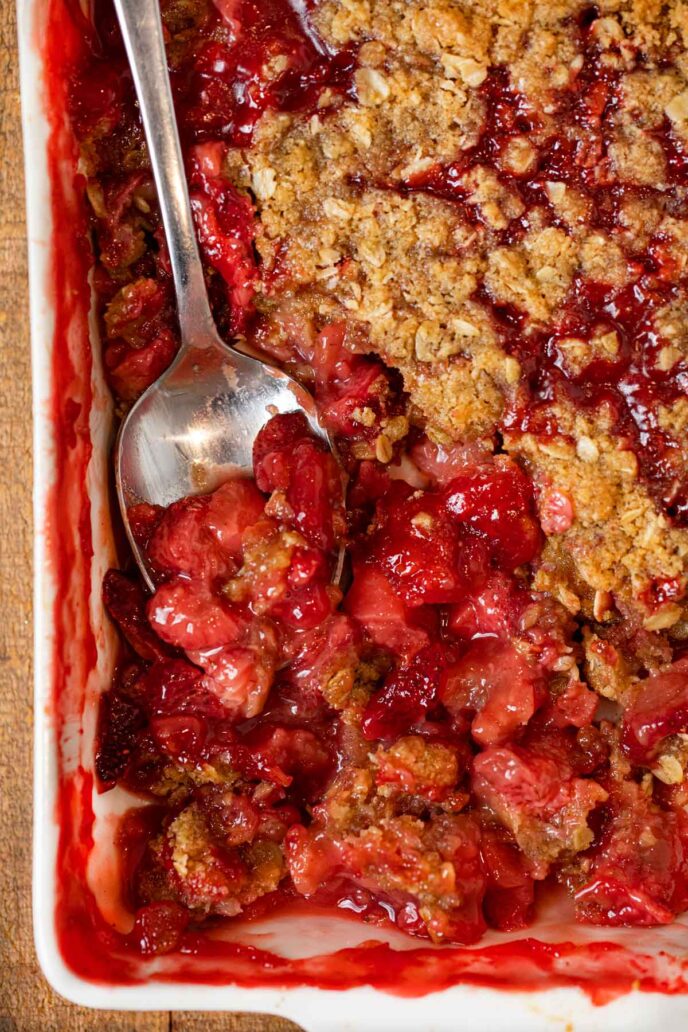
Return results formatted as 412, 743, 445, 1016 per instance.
0, 0, 297, 1027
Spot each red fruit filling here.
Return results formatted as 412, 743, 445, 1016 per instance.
621, 659, 688, 764
72, 0, 688, 956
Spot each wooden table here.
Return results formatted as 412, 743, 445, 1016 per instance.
0, 2, 295, 1027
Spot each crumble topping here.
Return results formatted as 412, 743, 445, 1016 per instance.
220, 0, 688, 614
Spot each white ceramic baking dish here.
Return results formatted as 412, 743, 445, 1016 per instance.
20, 0, 688, 1026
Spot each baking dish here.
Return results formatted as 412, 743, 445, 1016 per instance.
19, 0, 688, 1026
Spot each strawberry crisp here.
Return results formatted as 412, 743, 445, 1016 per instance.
71, 0, 688, 953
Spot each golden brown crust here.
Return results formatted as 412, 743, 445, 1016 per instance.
222, 0, 688, 616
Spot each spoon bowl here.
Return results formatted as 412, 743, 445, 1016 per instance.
116, 336, 331, 591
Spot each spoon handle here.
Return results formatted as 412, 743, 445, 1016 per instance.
112, 0, 216, 347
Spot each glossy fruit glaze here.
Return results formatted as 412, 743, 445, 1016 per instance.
40, 0, 688, 1000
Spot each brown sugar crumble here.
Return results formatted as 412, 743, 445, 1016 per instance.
236, 0, 688, 619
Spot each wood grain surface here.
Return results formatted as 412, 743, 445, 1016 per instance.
0, 1, 298, 1028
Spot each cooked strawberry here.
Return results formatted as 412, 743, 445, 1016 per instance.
447, 573, 525, 641
364, 483, 476, 606
574, 877, 675, 926
103, 569, 173, 663
280, 613, 361, 703
441, 638, 544, 747
252, 412, 343, 549
147, 580, 247, 651
310, 321, 353, 389
69, 62, 127, 139
574, 780, 688, 926
192, 644, 275, 718
188, 143, 257, 333
95, 690, 146, 787
622, 660, 688, 764
104, 278, 169, 349
240, 725, 333, 801
253, 411, 313, 492
147, 479, 265, 584
410, 436, 491, 487
473, 745, 607, 872
552, 680, 599, 729
285, 823, 342, 897
105, 328, 179, 402
442, 458, 542, 569
205, 478, 266, 557
344, 563, 432, 659
480, 825, 535, 931
129, 902, 190, 956
127, 502, 165, 551
150, 713, 208, 764
306, 323, 408, 454
362, 643, 455, 741
146, 494, 229, 582
138, 659, 227, 721
286, 439, 343, 551
348, 460, 392, 508
537, 485, 575, 535
270, 578, 335, 630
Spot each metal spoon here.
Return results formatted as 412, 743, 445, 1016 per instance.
112, 0, 338, 592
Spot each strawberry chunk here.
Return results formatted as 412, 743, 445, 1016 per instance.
127, 502, 164, 551
344, 564, 432, 659
105, 328, 178, 403
303, 322, 408, 456
103, 569, 173, 663
188, 143, 257, 333
130, 902, 190, 956
281, 614, 361, 704
287, 440, 342, 551
192, 645, 276, 718
473, 745, 607, 872
138, 659, 227, 721
442, 459, 542, 570
622, 660, 688, 764
252, 412, 343, 550
147, 494, 229, 582
362, 643, 455, 741
253, 411, 313, 492
409, 436, 490, 487
147, 478, 264, 583
147, 581, 247, 651
364, 484, 478, 606
104, 278, 169, 349
574, 781, 688, 926
441, 638, 544, 747
270, 578, 335, 630
552, 680, 599, 729
447, 573, 525, 641
240, 725, 333, 801
95, 688, 146, 787
205, 479, 266, 557
480, 825, 535, 931
538, 485, 574, 535
150, 714, 208, 764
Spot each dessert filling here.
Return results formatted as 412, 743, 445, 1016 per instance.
69, 0, 688, 953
